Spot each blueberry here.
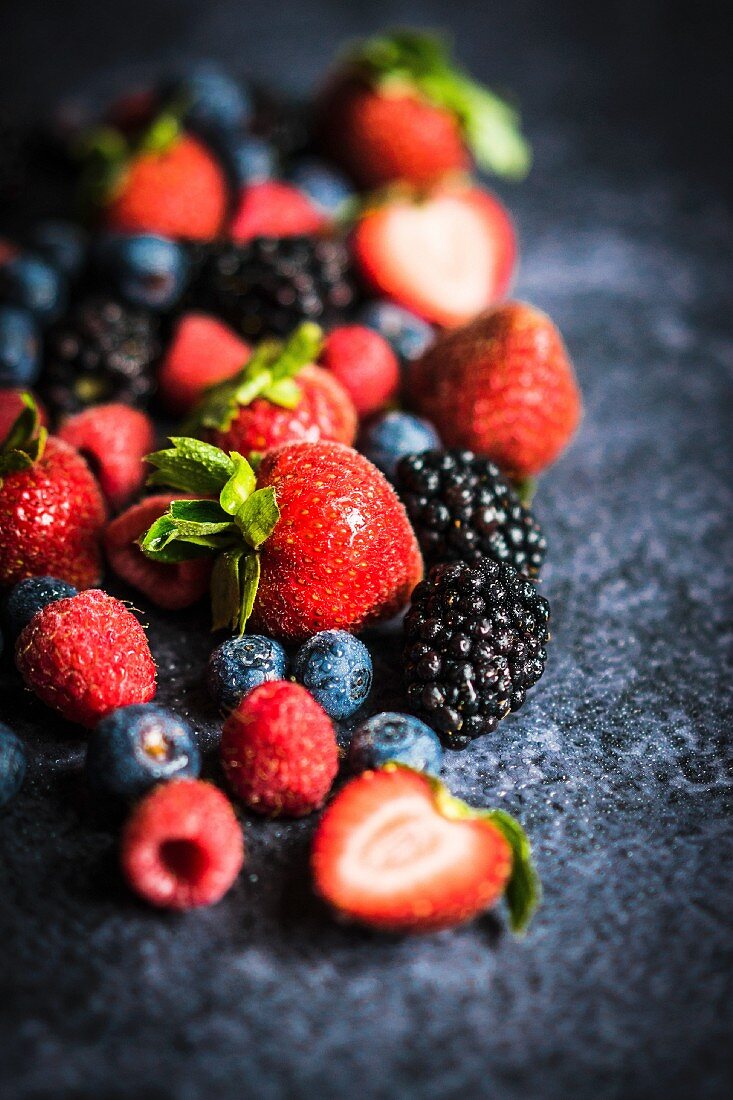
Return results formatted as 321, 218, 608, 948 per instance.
2, 576, 78, 642
360, 411, 442, 479
95, 233, 189, 310
0, 305, 40, 386
172, 63, 252, 136
293, 630, 372, 720
86, 704, 201, 800
207, 634, 288, 714
347, 712, 443, 774
288, 158, 354, 216
227, 134, 278, 188
358, 299, 435, 363
0, 722, 26, 807
27, 220, 88, 280
0, 255, 67, 325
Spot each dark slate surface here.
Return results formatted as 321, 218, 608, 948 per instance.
1, 2, 732, 1097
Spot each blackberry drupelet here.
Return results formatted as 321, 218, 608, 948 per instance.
194, 236, 357, 339
40, 295, 162, 416
396, 449, 546, 578
403, 559, 550, 749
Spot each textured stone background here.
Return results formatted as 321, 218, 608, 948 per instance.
1, 2, 732, 1098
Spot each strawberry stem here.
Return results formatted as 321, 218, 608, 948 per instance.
0, 393, 48, 486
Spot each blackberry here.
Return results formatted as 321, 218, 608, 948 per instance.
396, 449, 546, 578
194, 236, 357, 339
403, 559, 550, 749
40, 295, 162, 417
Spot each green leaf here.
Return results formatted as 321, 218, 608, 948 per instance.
238, 552, 261, 632
234, 487, 280, 550
138, 514, 219, 563
168, 498, 236, 537
262, 377, 302, 409
187, 322, 322, 433
219, 452, 257, 515
211, 548, 246, 632
75, 125, 130, 211
482, 808, 541, 934
348, 29, 530, 180
513, 477, 537, 508
146, 437, 235, 495
0, 393, 48, 485
138, 110, 182, 155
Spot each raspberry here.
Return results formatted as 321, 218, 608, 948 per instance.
121, 779, 244, 909
58, 403, 155, 511
319, 325, 399, 416
15, 589, 157, 728
221, 681, 338, 817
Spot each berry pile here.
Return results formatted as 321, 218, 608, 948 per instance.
0, 30, 586, 936
403, 560, 550, 748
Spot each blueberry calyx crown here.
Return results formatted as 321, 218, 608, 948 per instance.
184, 321, 323, 435
140, 438, 280, 633
0, 393, 47, 485
385, 762, 540, 934
344, 29, 531, 180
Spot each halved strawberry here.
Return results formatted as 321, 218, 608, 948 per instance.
352, 186, 516, 328
311, 766, 538, 934
105, 494, 212, 610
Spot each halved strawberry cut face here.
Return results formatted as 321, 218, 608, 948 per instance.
352, 188, 516, 328
312, 767, 514, 933
105, 494, 212, 611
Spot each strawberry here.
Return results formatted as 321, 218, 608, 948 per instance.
407, 301, 582, 477
0, 396, 106, 590
352, 184, 517, 328
187, 323, 357, 457
158, 313, 250, 416
58, 403, 155, 511
221, 681, 338, 816
0, 388, 47, 442
96, 111, 228, 241
15, 589, 157, 727
317, 30, 530, 189
230, 181, 327, 243
311, 765, 539, 934
104, 494, 212, 611
139, 435, 422, 641
319, 325, 400, 416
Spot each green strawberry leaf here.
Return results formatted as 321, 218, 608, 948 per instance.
211, 547, 246, 632
187, 322, 323, 433
482, 808, 541, 934
0, 393, 48, 486
234, 487, 280, 550
238, 552, 261, 632
138, 513, 221, 563
138, 109, 182, 156
146, 437, 235, 495
513, 477, 537, 508
75, 125, 130, 212
168, 498, 238, 538
219, 452, 257, 515
348, 29, 530, 180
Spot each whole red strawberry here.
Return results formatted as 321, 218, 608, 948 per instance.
105, 494, 212, 611
158, 313, 250, 416
102, 116, 227, 241
352, 184, 516, 328
317, 30, 530, 189
312, 765, 539, 934
230, 181, 326, 243
319, 325, 400, 416
221, 681, 338, 816
188, 323, 357, 457
15, 589, 157, 727
0, 397, 106, 589
58, 403, 155, 511
139, 436, 422, 641
407, 301, 582, 477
